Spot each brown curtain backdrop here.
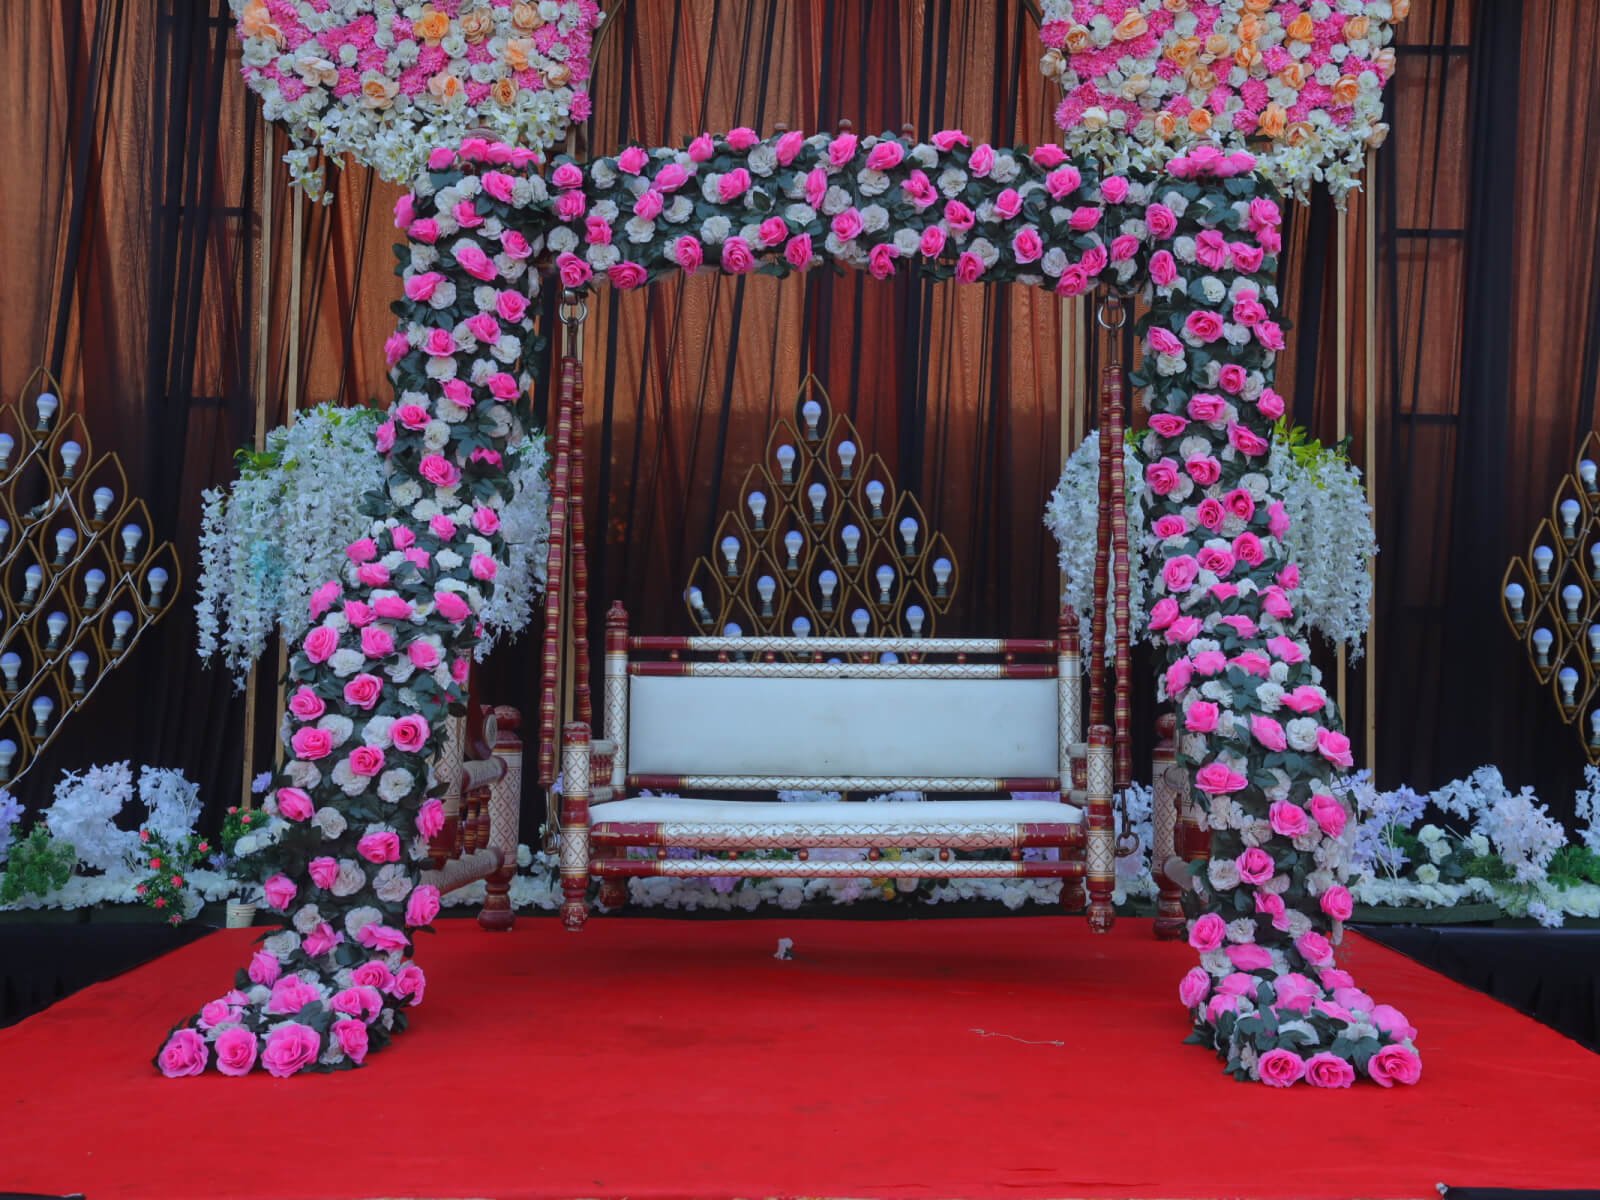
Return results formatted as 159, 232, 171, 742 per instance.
5, 0, 1600, 831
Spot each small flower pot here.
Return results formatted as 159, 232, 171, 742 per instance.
224, 901, 257, 929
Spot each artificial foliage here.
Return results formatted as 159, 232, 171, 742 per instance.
161, 128, 1416, 1087
0, 826, 77, 906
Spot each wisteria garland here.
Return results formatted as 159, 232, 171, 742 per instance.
161, 127, 1418, 1086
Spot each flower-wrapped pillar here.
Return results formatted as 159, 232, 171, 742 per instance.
157, 140, 547, 1077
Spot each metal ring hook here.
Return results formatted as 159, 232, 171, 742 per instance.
1096, 292, 1126, 331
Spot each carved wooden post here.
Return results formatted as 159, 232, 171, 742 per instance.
559, 721, 592, 930
1058, 606, 1086, 912
1086, 724, 1116, 931
1151, 712, 1185, 939
1105, 363, 1133, 792
478, 706, 523, 932
597, 603, 630, 912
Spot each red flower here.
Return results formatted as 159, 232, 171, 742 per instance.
149, 857, 162, 871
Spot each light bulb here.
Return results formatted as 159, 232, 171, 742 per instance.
747, 491, 767, 530
907, 605, 925, 636
21, 564, 42, 605
1591, 709, 1600, 746
898, 515, 919, 556
865, 479, 886, 518
0, 652, 20, 690
1563, 583, 1584, 623
807, 482, 827, 523
837, 440, 856, 479
83, 568, 106, 610
31, 694, 54, 736
783, 530, 803, 570
875, 563, 895, 604
147, 566, 170, 607
720, 535, 741, 576
68, 650, 89, 694
818, 568, 838, 612
687, 586, 710, 624
1590, 625, 1600, 663
723, 622, 742, 638
1560, 666, 1580, 706
54, 527, 77, 564
45, 611, 68, 649
35, 392, 58, 430
59, 440, 82, 478
0, 739, 15, 780
120, 522, 143, 564
1562, 498, 1582, 538
1533, 626, 1555, 665
776, 443, 797, 484
1590, 544, 1600, 583
933, 556, 953, 597
879, 652, 899, 665
851, 608, 869, 637
0, 432, 12, 470
801, 400, 822, 440
0, 518, 9, 550
111, 609, 134, 651
757, 574, 777, 617
841, 524, 861, 566
1584, 460, 1599, 492
92, 487, 114, 522
792, 615, 811, 638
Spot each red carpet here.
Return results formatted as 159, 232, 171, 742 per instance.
2, 917, 1597, 1199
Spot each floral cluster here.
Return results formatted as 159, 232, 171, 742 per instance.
1046, 419, 1375, 655
230, 0, 603, 197
135, 828, 213, 926
1038, 0, 1407, 201
159, 137, 547, 1076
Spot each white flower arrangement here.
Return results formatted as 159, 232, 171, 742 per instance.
1046, 426, 1375, 655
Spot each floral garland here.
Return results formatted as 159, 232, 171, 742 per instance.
230, 0, 603, 198
158, 137, 546, 1078
1038, 0, 1407, 201
162, 128, 1417, 1086
1046, 421, 1375, 654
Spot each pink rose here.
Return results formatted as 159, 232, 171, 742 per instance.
496, 290, 530, 324
352, 961, 394, 991
1145, 203, 1177, 239
1191, 500, 1222, 532
867, 243, 899, 280
303, 625, 338, 664
1254, 889, 1287, 928
1147, 327, 1183, 357
944, 199, 975, 231
1011, 227, 1043, 264
1145, 457, 1180, 495
290, 727, 333, 761
1233, 532, 1265, 567
1257, 388, 1286, 421
1236, 847, 1276, 884
1046, 165, 1082, 199
1100, 175, 1129, 204
1371, 1004, 1417, 1041
267, 974, 319, 1015
556, 252, 593, 289
1253, 717, 1290, 755
1194, 230, 1229, 270
1304, 1053, 1355, 1089
1367, 1044, 1422, 1088
609, 261, 649, 290
409, 218, 439, 245
1188, 912, 1226, 951
435, 591, 471, 622
454, 242, 497, 282
198, 998, 240, 1030
418, 454, 461, 488
550, 162, 584, 189
1166, 616, 1202, 645
1187, 393, 1227, 423
783, 234, 813, 270
407, 639, 441, 670
310, 580, 342, 620
374, 596, 411, 620
1109, 234, 1139, 262
261, 1022, 320, 1079
1207, 994, 1240, 1023
348, 745, 386, 778
390, 713, 430, 753
1296, 930, 1335, 966
405, 883, 442, 927
1278, 562, 1301, 591
716, 167, 752, 203
1184, 311, 1225, 343
1149, 250, 1178, 287
404, 272, 443, 303
931, 129, 970, 151
1185, 455, 1221, 486
288, 686, 326, 721
955, 252, 985, 284
357, 830, 401, 863
356, 563, 391, 588
968, 143, 995, 175
775, 130, 805, 165
392, 963, 427, 1005
1195, 762, 1247, 795
1152, 514, 1188, 539
902, 169, 938, 208
554, 191, 588, 222
1218, 972, 1258, 997
1248, 197, 1282, 233
1229, 421, 1271, 457
1257, 1048, 1306, 1088
470, 553, 498, 581
1317, 728, 1355, 767
720, 237, 756, 274
1227, 943, 1273, 971
465, 313, 501, 344
919, 226, 947, 258
500, 230, 532, 260
417, 797, 446, 840
828, 132, 859, 165
1184, 700, 1219, 733
1321, 885, 1355, 922
1148, 597, 1180, 631
430, 515, 458, 542
332, 1019, 369, 1065
1231, 651, 1271, 677
158, 1028, 208, 1077
1068, 205, 1102, 232
303, 922, 341, 958
1256, 320, 1287, 351
1217, 363, 1249, 395
1166, 658, 1194, 696
393, 194, 416, 229
213, 1026, 258, 1076
276, 787, 314, 822
1163, 554, 1199, 592
1030, 142, 1065, 167
993, 187, 1023, 220
332, 985, 383, 1022
421, 327, 456, 358
1192, 650, 1228, 675
360, 625, 395, 660
1267, 798, 1309, 838
1197, 546, 1235, 576
1232, 291, 1267, 325
1178, 966, 1210, 1008
865, 140, 904, 171
686, 133, 715, 163
309, 857, 339, 890
248, 950, 281, 986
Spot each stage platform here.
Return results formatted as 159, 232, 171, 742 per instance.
1, 917, 1597, 1200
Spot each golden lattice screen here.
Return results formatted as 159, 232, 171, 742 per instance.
0, 370, 179, 785
682, 377, 959, 641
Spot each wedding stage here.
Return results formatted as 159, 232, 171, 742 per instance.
2, 916, 1597, 1200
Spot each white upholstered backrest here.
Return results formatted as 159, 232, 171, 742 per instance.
627, 673, 1058, 782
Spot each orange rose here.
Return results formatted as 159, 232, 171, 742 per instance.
1113, 11, 1148, 40
1374, 48, 1397, 78
240, 0, 284, 47
1065, 25, 1091, 52
1153, 109, 1181, 140
1204, 33, 1232, 58
459, 9, 495, 42
1331, 74, 1361, 105
414, 9, 451, 41
1234, 43, 1261, 71
1257, 102, 1288, 138
1286, 12, 1315, 41
1163, 0, 1189, 10
1278, 62, 1309, 90
1187, 64, 1216, 92
546, 62, 572, 86
504, 38, 534, 72
490, 77, 519, 106
360, 77, 398, 109
1343, 15, 1370, 40
1239, 14, 1261, 42
1165, 36, 1199, 68
427, 72, 463, 100
1039, 49, 1066, 79
1242, 0, 1272, 11
1394, 0, 1412, 18
512, 3, 545, 32
1285, 121, 1316, 147
1186, 107, 1213, 134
